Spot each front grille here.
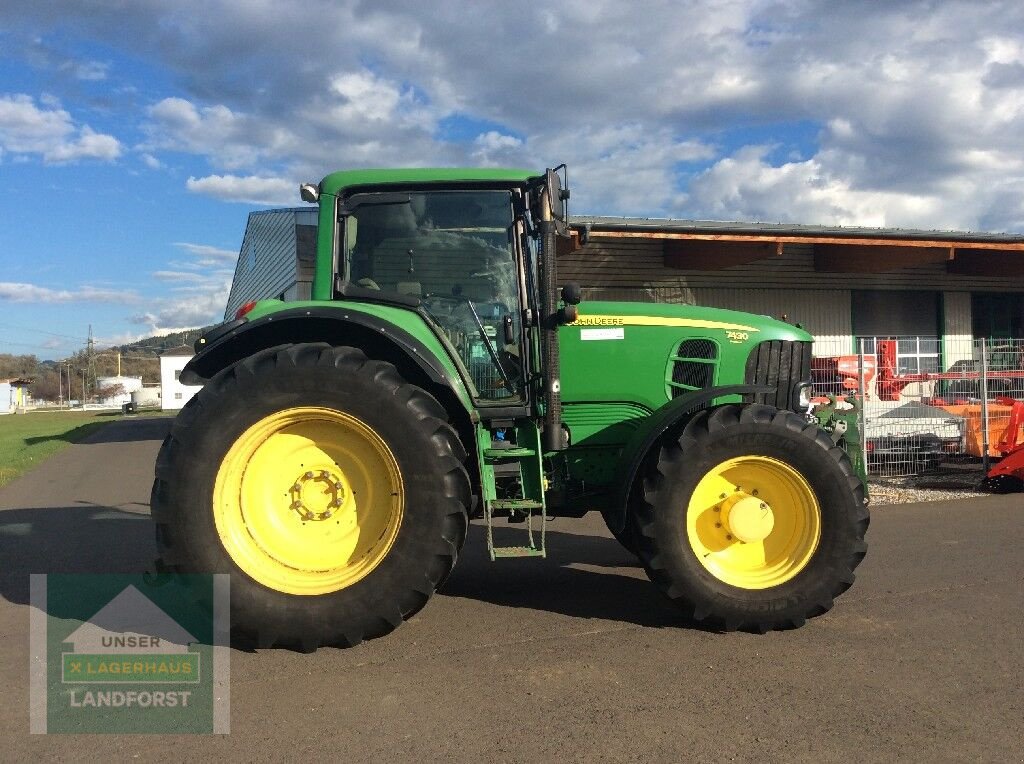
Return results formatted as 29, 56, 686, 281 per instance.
668, 339, 718, 399
744, 340, 811, 411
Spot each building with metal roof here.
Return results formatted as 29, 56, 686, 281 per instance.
559, 216, 1024, 374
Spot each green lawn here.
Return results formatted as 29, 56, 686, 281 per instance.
0, 410, 118, 487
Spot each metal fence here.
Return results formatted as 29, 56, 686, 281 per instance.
812, 337, 1024, 480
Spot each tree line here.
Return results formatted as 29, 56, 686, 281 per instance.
1, 326, 210, 403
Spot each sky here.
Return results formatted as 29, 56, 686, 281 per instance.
2, 0, 1024, 360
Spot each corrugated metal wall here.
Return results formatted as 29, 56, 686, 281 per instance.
580, 286, 850, 356
694, 288, 850, 356
563, 238, 1024, 358
942, 291, 973, 368
224, 208, 318, 319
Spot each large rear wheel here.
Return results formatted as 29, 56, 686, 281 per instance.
633, 403, 868, 631
151, 343, 470, 650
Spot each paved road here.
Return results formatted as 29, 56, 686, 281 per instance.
1, 416, 1022, 761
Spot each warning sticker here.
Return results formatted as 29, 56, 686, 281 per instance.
580, 328, 625, 341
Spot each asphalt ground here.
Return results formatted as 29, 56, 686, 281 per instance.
1, 416, 1021, 762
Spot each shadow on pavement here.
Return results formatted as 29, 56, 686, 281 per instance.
0, 505, 155, 608
440, 524, 696, 630
82, 416, 174, 444
0, 501, 697, 632
23, 422, 108, 448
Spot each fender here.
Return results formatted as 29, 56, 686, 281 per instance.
180, 306, 461, 397
603, 384, 775, 534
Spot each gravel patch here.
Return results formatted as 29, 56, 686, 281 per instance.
869, 483, 989, 505
868, 467, 992, 505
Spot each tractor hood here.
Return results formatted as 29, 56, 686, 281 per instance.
567, 301, 812, 344
559, 301, 813, 414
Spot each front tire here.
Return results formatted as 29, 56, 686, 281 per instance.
633, 403, 868, 632
151, 343, 470, 650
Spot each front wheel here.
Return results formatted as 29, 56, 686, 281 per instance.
633, 403, 868, 631
151, 343, 471, 650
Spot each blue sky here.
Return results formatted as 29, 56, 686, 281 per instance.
2, 1, 1023, 359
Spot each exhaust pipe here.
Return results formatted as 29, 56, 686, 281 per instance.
539, 196, 564, 452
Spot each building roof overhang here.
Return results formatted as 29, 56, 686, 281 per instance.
566, 216, 1024, 276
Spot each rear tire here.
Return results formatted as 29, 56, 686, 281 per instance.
634, 403, 868, 632
151, 343, 470, 650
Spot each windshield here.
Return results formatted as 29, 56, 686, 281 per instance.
343, 190, 521, 401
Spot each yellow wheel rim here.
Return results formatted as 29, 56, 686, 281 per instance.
686, 455, 820, 589
213, 407, 404, 596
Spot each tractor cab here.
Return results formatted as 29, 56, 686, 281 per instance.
319, 166, 574, 441
339, 188, 526, 401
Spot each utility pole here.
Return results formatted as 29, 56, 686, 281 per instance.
86, 325, 96, 397
81, 368, 86, 407
58, 363, 63, 408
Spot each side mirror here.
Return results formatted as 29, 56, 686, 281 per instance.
545, 165, 570, 237
561, 283, 582, 305
299, 183, 319, 203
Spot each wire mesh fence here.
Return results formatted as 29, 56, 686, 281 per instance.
812, 337, 1024, 481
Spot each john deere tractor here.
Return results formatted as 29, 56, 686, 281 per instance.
152, 166, 868, 649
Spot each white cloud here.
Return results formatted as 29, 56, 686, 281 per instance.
131, 237, 240, 333
532, 125, 715, 216
0, 93, 121, 162
173, 242, 238, 261
0, 282, 139, 304
329, 70, 404, 123
688, 145, 944, 227
140, 152, 162, 169
6, 1, 1024, 230
131, 287, 230, 334
59, 59, 109, 81
145, 97, 286, 171
185, 174, 296, 205
472, 131, 523, 166
152, 270, 208, 283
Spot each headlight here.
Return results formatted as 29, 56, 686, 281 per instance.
795, 382, 813, 409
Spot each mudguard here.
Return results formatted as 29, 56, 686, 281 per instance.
180, 306, 461, 396
603, 384, 775, 534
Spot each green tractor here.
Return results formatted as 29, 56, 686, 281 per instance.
152, 166, 868, 649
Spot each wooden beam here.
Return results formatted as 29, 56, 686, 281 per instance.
813, 244, 953, 272
663, 240, 778, 270
585, 229, 1024, 251
555, 229, 582, 256
948, 249, 1024, 277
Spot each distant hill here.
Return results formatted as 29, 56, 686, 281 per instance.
11, 325, 219, 400
114, 326, 216, 357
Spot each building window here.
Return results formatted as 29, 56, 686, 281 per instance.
175, 392, 182, 400
857, 336, 941, 375
972, 293, 1024, 340
174, 370, 181, 381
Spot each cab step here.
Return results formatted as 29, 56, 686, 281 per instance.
489, 499, 544, 511
483, 497, 547, 561
491, 545, 546, 559
483, 447, 536, 459
479, 422, 546, 561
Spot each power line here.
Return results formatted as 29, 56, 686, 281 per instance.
0, 339, 52, 349
0, 322, 87, 342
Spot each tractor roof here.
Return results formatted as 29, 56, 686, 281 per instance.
319, 168, 537, 196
